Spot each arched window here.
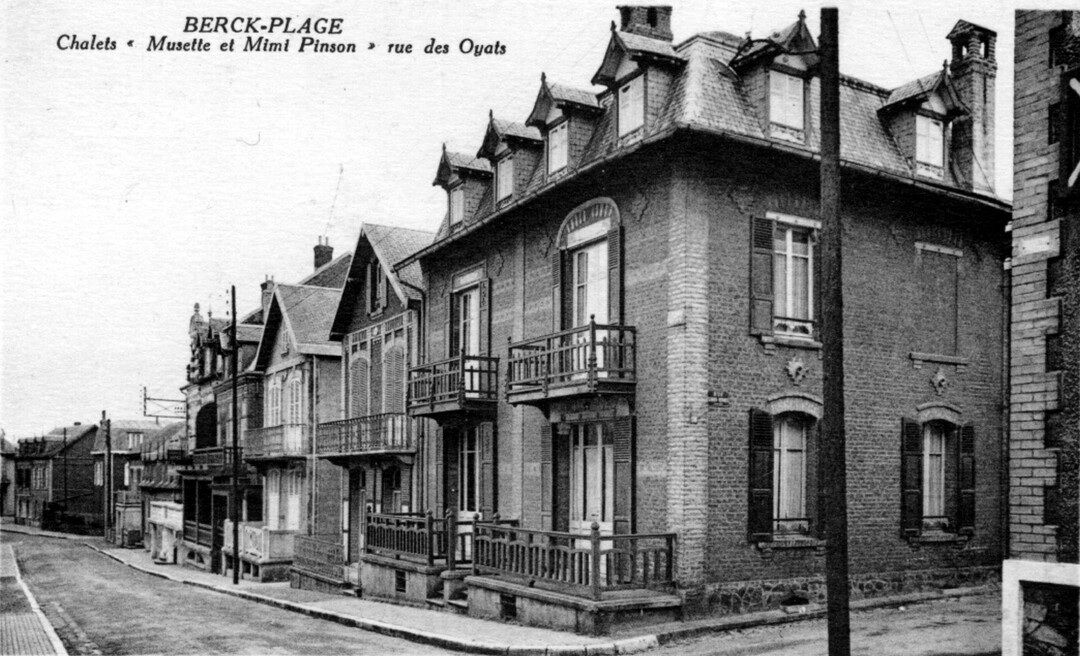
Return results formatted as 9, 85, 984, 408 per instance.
553, 199, 622, 330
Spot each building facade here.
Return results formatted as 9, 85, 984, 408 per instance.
140, 422, 187, 563
91, 419, 163, 545
383, 7, 1009, 633
1003, 11, 1079, 656
13, 424, 98, 531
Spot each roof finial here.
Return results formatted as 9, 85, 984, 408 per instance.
441, 142, 447, 154
798, 9, 806, 22
610, 20, 617, 32
489, 108, 494, 121
541, 71, 546, 84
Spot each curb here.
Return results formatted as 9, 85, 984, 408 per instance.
11, 524, 996, 656
6, 546, 71, 656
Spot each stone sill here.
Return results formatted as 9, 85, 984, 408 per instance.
907, 531, 971, 547
760, 334, 822, 354
909, 352, 969, 369
756, 535, 826, 554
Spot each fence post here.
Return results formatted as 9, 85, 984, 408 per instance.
446, 509, 458, 572
472, 513, 481, 576
590, 521, 602, 601
668, 533, 677, 584
425, 511, 435, 567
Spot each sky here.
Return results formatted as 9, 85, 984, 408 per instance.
0, 0, 1028, 438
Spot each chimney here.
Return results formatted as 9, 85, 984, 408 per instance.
74, 422, 81, 426
947, 20, 996, 194
260, 276, 274, 319
617, 5, 673, 42
314, 236, 334, 270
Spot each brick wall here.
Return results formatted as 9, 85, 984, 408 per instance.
1012, 10, 1079, 564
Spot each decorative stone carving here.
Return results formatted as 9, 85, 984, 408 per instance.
785, 356, 808, 386
931, 367, 949, 396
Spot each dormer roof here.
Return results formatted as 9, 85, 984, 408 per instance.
881, 68, 965, 116
526, 74, 602, 128
254, 283, 342, 368
729, 11, 818, 70
433, 147, 492, 187
592, 28, 686, 87
947, 19, 996, 40
477, 112, 541, 160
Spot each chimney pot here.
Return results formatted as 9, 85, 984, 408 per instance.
616, 5, 673, 42
314, 239, 334, 270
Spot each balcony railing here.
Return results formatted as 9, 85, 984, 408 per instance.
364, 511, 517, 567
183, 519, 214, 547
472, 521, 676, 600
294, 534, 345, 582
246, 424, 309, 459
191, 446, 239, 469
506, 320, 636, 404
114, 490, 142, 506
222, 520, 297, 562
316, 413, 413, 457
408, 353, 499, 417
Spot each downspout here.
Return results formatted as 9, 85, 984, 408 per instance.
399, 279, 427, 512
1001, 243, 1012, 558
309, 357, 317, 537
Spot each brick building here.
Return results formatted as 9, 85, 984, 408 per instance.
376, 7, 1010, 633
13, 424, 98, 531
140, 422, 187, 563
1002, 11, 1079, 656
91, 418, 163, 544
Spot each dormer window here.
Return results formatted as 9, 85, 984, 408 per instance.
769, 71, 805, 131
618, 75, 645, 136
548, 122, 568, 173
916, 114, 944, 169
449, 186, 464, 228
496, 156, 514, 201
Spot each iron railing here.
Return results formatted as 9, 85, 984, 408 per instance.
293, 534, 345, 581
408, 353, 499, 409
506, 319, 636, 396
191, 446, 239, 469
316, 413, 413, 456
246, 424, 308, 458
471, 521, 675, 600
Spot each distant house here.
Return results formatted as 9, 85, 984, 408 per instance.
1, 436, 16, 516
140, 422, 187, 562
13, 424, 98, 531
91, 419, 163, 544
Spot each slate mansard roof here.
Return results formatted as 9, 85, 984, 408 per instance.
402, 15, 1009, 266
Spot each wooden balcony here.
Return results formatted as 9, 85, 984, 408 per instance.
246, 424, 309, 461
506, 320, 636, 406
316, 413, 414, 461
471, 522, 676, 601
408, 353, 499, 419
187, 446, 239, 471
364, 511, 517, 567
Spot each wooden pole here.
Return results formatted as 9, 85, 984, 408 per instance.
231, 285, 240, 585
819, 8, 851, 656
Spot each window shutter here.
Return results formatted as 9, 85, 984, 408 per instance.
957, 425, 976, 536
370, 336, 383, 415
1059, 68, 1080, 198
748, 409, 774, 542
385, 346, 405, 413
540, 422, 553, 530
350, 358, 369, 418
434, 427, 445, 517
479, 278, 490, 354
750, 216, 774, 335
444, 293, 454, 358
900, 417, 923, 538
608, 225, 623, 324
612, 416, 634, 535
479, 422, 496, 519
551, 250, 564, 332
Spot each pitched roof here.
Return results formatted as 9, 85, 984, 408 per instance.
275, 284, 342, 352
478, 115, 543, 159
141, 422, 185, 458
299, 252, 352, 288
364, 223, 434, 298
885, 71, 942, 107
548, 82, 601, 109
593, 29, 686, 86
404, 13, 1008, 266
93, 420, 162, 452
17, 424, 96, 457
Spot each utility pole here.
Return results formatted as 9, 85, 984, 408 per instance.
819, 8, 851, 656
231, 285, 240, 586
103, 411, 112, 541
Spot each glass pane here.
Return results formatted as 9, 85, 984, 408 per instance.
773, 255, 787, 315
793, 256, 809, 319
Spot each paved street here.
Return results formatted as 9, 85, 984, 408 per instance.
652, 594, 1000, 656
3, 532, 451, 655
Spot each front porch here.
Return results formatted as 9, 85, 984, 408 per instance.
220, 519, 297, 582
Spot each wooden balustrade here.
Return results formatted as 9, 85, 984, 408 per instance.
293, 534, 344, 581
246, 424, 308, 458
316, 413, 413, 456
408, 353, 499, 416
471, 520, 675, 600
506, 320, 636, 403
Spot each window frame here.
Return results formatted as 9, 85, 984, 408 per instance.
495, 155, 514, 201
547, 121, 568, 174
618, 74, 645, 137
449, 186, 465, 228
922, 422, 948, 529
915, 113, 945, 168
772, 414, 809, 535
769, 69, 806, 131
772, 220, 817, 339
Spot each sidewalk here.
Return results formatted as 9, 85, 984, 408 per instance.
1, 521, 998, 655
0, 543, 69, 656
